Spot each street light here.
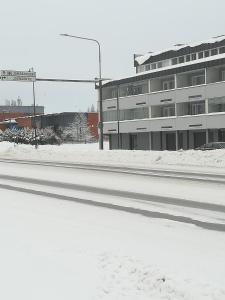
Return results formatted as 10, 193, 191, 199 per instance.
60, 33, 104, 150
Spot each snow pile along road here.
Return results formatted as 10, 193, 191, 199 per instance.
1, 141, 225, 171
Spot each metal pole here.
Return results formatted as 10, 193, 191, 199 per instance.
60, 34, 104, 150
32, 80, 38, 149
116, 85, 120, 149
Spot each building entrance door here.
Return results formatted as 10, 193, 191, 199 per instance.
166, 132, 176, 150
130, 134, 138, 150
193, 131, 206, 148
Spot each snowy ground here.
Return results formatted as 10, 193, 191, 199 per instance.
1, 189, 225, 300
1, 141, 225, 299
0, 141, 225, 172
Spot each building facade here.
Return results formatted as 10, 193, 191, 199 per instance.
0, 105, 44, 116
101, 36, 225, 150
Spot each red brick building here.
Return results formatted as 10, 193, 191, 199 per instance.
87, 112, 99, 139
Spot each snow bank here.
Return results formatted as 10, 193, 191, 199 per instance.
1, 141, 225, 171
1, 142, 225, 172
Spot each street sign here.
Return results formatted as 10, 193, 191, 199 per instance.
0, 70, 36, 82
0, 75, 36, 82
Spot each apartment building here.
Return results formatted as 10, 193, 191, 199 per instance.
100, 35, 225, 150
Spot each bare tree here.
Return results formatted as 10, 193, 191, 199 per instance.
61, 113, 92, 143
90, 104, 96, 112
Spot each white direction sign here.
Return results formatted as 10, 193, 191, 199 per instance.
0, 70, 36, 82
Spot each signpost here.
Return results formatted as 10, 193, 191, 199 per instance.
0, 70, 36, 82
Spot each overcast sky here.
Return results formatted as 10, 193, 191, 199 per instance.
0, 0, 224, 113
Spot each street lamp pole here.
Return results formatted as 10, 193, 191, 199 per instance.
60, 33, 104, 150
32, 80, 38, 149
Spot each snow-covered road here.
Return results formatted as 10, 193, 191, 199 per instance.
1, 143, 225, 299
1, 159, 225, 230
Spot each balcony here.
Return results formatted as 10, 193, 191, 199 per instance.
177, 100, 205, 116
151, 104, 175, 118
206, 65, 225, 84
150, 75, 175, 92
177, 69, 205, 88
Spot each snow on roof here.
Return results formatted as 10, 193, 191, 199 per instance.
104, 52, 225, 86
135, 35, 225, 65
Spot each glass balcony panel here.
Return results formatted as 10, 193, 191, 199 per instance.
208, 97, 225, 113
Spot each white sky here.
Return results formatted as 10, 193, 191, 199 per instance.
0, 0, 224, 113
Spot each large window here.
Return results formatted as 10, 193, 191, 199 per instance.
219, 47, 225, 54
211, 48, 218, 56
177, 100, 205, 116
162, 105, 175, 117
151, 104, 175, 118
186, 54, 191, 62
103, 110, 118, 122
162, 80, 175, 90
198, 52, 204, 59
190, 101, 205, 115
208, 97, 225, 113
103, 107, 149, 122
120, 107, 149, 121
204, 50, 210, 57
191, 74, 205, 86
179, 56, 185, 63
102, 87, 117, 100
221, 70, 225, 81
119, 81, 148, 97
172, 58, 178, 65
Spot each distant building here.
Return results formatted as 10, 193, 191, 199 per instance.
0, 105, 44, 116
100, 35, 225, 150
0, 104, 44, 128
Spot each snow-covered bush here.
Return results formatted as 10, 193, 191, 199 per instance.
0, 129, 3, 142
0, 127, 61, 145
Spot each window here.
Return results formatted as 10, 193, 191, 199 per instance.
151, 63, 156, 69
119, 81, 148, 97
191, 74, 205, 86
145, 64, 150, 71
222, 70, 225, 81
162, 105, 175, 117
157, 61, 163, 68
137, 65, 145, 73
190, 101, 205, 115
211, 48, 218, 56
177, 101, 205, 116
119, 107, 149, 121
191, 53, 197, 60
103, 110, 117, 122
102, 87, 117, 100
151, 104, 175, 118
219, 47, 225, 54
186, 55, 191, 62
172, 58, 178, 65
179, 56, 185, 63
162, 80, 175, 90
204, 50, 210, 57
209, 97, 225, 113
198, 52, 204, 59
